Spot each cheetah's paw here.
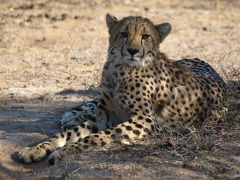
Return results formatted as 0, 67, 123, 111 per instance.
18, 146, 49, 164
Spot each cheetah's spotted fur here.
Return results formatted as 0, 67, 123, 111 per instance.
18, 14, 226, 164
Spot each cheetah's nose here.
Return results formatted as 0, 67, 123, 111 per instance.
127, 48, 139, 56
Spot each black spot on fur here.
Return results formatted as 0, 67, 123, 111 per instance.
126, 126, 132, 131
73, 127, 79, 132
52, 135, 58, 138
115, 128, 122, 134
136, 97, 141, 101
105, 130, 111, 135
84, 139, 89, 143
145, 118, 152, 123
135, 124, 143, 128
133, 130, 140, 136
129, 104, 134, 109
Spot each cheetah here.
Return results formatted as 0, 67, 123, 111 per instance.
18, 14, 226, 165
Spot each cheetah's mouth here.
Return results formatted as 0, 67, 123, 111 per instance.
128, 58, 138, 61
127, 55, 142, 62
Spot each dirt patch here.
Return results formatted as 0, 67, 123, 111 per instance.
0, 0, 239, 179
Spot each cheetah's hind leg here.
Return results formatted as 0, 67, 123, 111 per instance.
60, 98, 99, 131
204, 107, 228, 126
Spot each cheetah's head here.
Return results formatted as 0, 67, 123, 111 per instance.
106, 14, 171, 67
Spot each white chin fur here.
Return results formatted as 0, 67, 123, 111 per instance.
124, 55, 154, 67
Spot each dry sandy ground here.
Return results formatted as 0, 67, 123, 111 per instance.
0, 0, 240, 179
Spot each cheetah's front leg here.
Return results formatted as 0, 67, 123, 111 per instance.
18, 119, 108, 163
48, 115, 157, 165
18, 98, 113, 164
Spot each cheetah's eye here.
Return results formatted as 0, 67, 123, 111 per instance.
142, 34, 151, 40
120, 32, 128, 38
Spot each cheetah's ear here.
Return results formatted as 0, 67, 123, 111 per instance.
106, 13, 119, 31
155, 23, 172, 43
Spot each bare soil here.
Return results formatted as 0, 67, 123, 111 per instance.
0, 0, 239, 179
